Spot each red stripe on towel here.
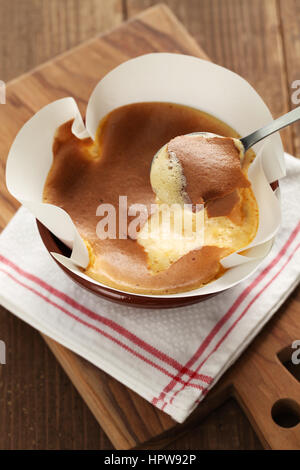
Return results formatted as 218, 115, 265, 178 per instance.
164, 240, 300, 410
152, 221, 300, 407
0, 254, 212, 384
0, 267, 207, 390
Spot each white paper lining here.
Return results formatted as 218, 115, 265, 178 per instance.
6, 53, 286, 297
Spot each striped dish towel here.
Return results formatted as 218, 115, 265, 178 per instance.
0, 153, 299, 423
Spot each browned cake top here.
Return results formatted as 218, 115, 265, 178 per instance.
43, 102, 257, 295
168, 134, 250, 205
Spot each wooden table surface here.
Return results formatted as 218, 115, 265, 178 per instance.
0, 0, 299, 450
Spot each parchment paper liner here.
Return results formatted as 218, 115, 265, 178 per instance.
6, 53, 285, 297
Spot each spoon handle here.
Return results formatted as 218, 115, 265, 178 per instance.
240, 106, 300, 152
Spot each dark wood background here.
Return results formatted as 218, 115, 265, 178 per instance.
0, 0, 299, 450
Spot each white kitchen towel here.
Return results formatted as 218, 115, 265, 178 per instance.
0, 153, 299, 423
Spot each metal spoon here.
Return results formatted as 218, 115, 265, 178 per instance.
240, 106, 300, 152
191, 106, 300, 152
152, 106, 300, 169
182, 106, 300, 152
151, 107, 300, 204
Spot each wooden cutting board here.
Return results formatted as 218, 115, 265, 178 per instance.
0, 4, 299, 450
